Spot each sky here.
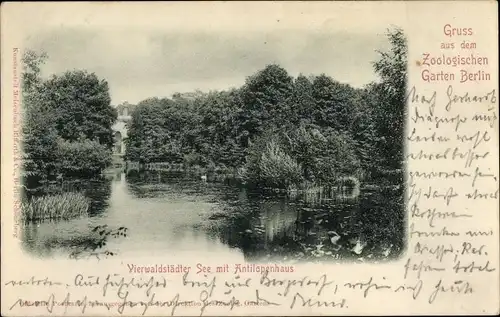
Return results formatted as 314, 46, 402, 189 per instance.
24, 9, 395, 106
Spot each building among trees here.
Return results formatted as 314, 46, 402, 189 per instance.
112, 101, 135, 161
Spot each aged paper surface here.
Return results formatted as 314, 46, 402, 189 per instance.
1, 1, 499, 315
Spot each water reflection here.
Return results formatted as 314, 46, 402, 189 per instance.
21, 175, 121, 258
209, 189, 377, 262
22, 170, 405, 262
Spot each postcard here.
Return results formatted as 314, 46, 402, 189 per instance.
1, 1, 498, 315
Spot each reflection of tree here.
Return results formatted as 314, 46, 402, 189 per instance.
21, 224, 46, 256
125, 171, 158, 197
125, 171, 213, 199
114, 131, 123, 154
84, 179, 112, 216
207, 191, 303, 261
208, 184, 404, 262
21, 223, 128, 260
69, 225, 128, 260
260, 199, 297, 244
20, 177, 118, 258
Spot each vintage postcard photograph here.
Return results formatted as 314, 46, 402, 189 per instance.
1, 1, 499, 316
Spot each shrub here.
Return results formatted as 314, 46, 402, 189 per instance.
183, 152, 198, 167
55, 138, 112, 178
312, 129, 361, 184
245, 134, 303, 188
285, 126, 361, 184
21, 192, 90, 223
245, 125, 362, 189
259, 139, 303, 187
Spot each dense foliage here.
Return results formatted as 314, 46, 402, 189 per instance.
125, 91, 248, 168
371, 28, 408, 168
22, 51, 117, 188
125, 28, 407, 188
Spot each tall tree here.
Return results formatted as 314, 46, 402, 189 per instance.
22, 51, 117, 183
21, 50, 59, 185
311, 74, 355, 131
349, 85, 380, 171
22, 50, 48, 93
42, 71, 117, 149
239, 64, 293, 144
372, 27, 408, 168
290, 74, 315, 126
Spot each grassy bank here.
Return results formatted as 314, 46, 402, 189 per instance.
21, 192, 90, 223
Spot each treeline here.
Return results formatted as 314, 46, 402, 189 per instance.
125, 28, 407, 189
22, 50, 117, 190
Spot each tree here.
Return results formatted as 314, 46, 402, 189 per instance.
348, 85, 380, 172
287, 74, 315, 126
195, 90, 246, 167
372, 27, 408, 168
311, 74, 356, 131
239, 64, 294, 143
125, 98, 170, 163
21, 50, 59, 186
123, 60, 402, 187
42, 71, 117, 149
22, 50, 48, 93
22, 50, 117, 184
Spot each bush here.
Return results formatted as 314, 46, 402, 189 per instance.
284, 126, 361, 184
313, 129, 361, 184
259, 139, 303, 188
245, 134, 303, 188
21, 192, 89, 223
245, 126, 362, 189
55, 138, 112, 178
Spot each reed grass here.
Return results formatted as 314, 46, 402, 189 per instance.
21, 192, 90, 223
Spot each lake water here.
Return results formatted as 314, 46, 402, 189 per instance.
22, 170, 405, 263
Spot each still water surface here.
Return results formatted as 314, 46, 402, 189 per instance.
22, 171, 405, 263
